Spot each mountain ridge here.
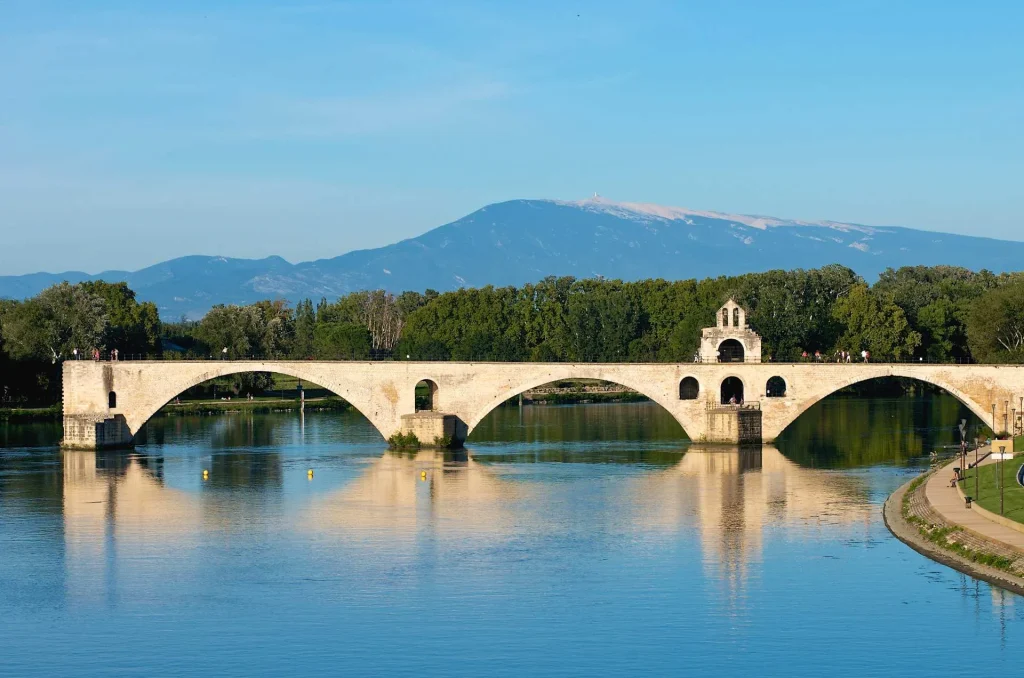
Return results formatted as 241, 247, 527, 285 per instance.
3, 197, 1022, 319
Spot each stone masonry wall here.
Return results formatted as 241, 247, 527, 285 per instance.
62, 361, 1024, 449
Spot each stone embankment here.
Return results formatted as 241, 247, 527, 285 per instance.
884, 458, 1024, 596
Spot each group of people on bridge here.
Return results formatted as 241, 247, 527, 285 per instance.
799, 350, 870, 363
71, 348, 121, 362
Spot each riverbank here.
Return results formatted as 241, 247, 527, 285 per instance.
516, 381, 649, 406
0, 406, 61, 423
158, 396, 350, 416
884, 460, 1024, 596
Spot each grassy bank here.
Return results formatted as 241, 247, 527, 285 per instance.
960, 457, 1024, 525
524, 391, 650, 405
0, 405, 61, 422
901, 472, 1021, 574
158, 396, 350, 416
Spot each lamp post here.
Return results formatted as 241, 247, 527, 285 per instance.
959, 419, 968, 484
1003, 411, 1008, 515
975, 435, 980, 502
989, 403, 996, 505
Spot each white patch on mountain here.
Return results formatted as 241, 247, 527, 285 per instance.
555, 195, 880, 235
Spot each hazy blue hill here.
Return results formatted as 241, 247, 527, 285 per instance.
2, 197, 1022, 318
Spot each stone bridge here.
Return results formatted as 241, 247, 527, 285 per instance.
61, 360, 1024, 449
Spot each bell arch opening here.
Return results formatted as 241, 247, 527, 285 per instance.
415, 379, 438, 412
720, 377, 744, 405
766, 376, 787, 398
718, 339, 745, 363
679, 377, 700, 400
108, 391, 117, 409
467, 377, 689, 445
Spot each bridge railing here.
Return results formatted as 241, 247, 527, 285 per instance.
706, 401, 761, 411
63, 351, 983, 365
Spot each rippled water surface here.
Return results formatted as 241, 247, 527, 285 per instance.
2, 395, 1022, 676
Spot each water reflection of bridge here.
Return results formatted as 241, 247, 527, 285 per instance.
625, 448, 874, 593
62, 446, 875, 598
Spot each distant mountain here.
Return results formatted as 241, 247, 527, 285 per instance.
3, 197, 1022, 319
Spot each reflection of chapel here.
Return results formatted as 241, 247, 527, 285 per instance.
699, 300, 762, 363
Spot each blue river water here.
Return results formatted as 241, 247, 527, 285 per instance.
1, 397, 1022, 676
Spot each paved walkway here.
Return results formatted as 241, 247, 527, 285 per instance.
925, 457, 1024, 552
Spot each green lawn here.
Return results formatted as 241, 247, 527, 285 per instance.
960, 456, 1024, 525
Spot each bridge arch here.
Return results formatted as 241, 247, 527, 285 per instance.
121, 363, 395, 443
460, 369, 698, 440
768, 369, 998, 441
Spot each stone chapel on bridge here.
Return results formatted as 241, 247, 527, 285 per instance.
699, 299, 762, 363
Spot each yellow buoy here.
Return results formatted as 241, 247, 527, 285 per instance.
307, 468, 314, 478
202, 469, 209, 480
420, 470, 427, 481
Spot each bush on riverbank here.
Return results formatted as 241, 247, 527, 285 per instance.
0, 405, 61, 423
387, 431, 420, 450
523, 392, 650, 406
159, 396, 350, 417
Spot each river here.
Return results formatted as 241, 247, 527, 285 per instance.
1, 394, 1022, 675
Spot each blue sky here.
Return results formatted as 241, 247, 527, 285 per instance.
2, 0, 1022, 275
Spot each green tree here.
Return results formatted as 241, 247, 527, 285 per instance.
0, 282, 108, 363
313, 322, 372, 359
966, 276, 1024, 363
832, 284, 921, 360
80, 281, 161, 356
193, 305, 254, 358
292, 299, 316, 358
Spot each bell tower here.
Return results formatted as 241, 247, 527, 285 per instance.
699, 299, 762, 363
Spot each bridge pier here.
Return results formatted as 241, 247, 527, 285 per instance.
62, 413, 134, 450
399, 412, 467, 447
703, 406, 763, 445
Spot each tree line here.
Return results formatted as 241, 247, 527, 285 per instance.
2, 265, 1024, 405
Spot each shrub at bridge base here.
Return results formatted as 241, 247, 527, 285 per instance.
387, 431, 420, 450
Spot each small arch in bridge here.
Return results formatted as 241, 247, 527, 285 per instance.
721, 377, 744, 405
766, 376, 787, 398
108, 391, 117, 409
415, 379, 438, 412
679, 377, 700, 400
718, 339, 745, 363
